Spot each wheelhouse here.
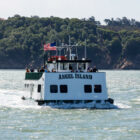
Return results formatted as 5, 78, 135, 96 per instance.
47, 59, 91, 72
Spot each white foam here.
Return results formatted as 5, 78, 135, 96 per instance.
114, 101, 131, 109
0, 89, 119, 109
0, 88, 119, 109
0, 89, 41, 109
40, 102, 118, 109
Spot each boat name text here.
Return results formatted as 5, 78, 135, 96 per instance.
59, 74, 92, 79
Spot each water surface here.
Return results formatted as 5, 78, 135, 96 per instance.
0, 70, 140, 140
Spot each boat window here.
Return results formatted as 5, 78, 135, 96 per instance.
38, 84, 41, 92
50, 85, 58, 93
78, 63, 86, 70
96, 100, 101, 103
48, 64, 57, 71
60, 85, 68, 93
94, 85, 102, 93
69, 63, 77, 71
60, 63, 69, 70
84, 85, 92, 93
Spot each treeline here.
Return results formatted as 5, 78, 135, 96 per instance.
104, 17, 140, 27
0, 15, 140, 69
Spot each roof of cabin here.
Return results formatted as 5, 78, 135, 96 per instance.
47, 60, 91, 63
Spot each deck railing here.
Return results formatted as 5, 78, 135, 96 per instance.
25, 72, 43, 80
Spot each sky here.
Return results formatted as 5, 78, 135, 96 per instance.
0, 0, 140, 23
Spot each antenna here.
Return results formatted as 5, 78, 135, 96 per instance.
69, 35, 71, 46
76, 44, 78, 59
69, 36, 71, 60
84, 39, 87, 59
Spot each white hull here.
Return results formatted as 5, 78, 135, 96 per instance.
24, 72, 114, 108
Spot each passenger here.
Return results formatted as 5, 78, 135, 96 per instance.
44, 65, 48, 72
89, 68, 93, 72
30, 69, 34, 72
93, 66, 98, 72
52, 68, 56, 72
40, 66, 45, 72
87, 67, 92, 72
30, 65, 34, 72
26, 67, 30, 73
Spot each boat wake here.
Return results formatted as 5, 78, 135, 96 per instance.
0, 89, 130, 110
0, 89, 40, 109
114, 102, 131, 109
40, 102, 118, 109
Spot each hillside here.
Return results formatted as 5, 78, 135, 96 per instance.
0, 15, 140, 69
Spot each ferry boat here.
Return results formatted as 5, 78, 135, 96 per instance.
23, 42, 114, 109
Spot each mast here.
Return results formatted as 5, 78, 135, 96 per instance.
69, 35, 71, 60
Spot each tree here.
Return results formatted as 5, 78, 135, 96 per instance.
124, 37, 140, 57
107, 38, 122, 55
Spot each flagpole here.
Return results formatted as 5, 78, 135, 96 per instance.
43, 43, 46, 68
42, 42, 45, 68
43, 51, 45, 68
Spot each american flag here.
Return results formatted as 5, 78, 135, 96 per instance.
44, 43, 57, 51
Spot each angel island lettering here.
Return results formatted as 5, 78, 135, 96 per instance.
59, 74, 92, 79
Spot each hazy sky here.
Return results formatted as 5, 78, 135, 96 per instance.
0, 0, 140, 23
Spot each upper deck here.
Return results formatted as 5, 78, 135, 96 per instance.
25, 41, 98, 79
46, 56, 92, 73
25, 58, 96, 80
